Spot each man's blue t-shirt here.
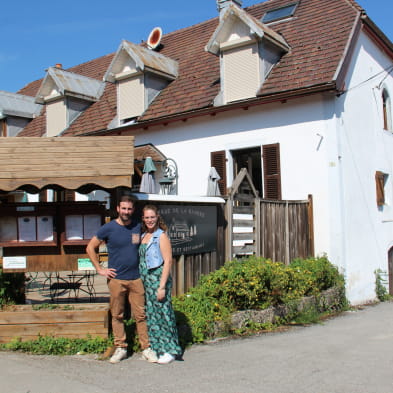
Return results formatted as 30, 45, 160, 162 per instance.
96, 219, 141, 280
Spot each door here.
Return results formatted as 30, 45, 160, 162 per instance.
232, 147, 262, 197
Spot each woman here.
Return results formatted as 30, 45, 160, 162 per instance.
139, 204, 182, 364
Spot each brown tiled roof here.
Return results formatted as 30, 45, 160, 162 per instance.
17, 0, 390, 138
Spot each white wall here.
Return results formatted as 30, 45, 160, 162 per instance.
330, 31, 393, 304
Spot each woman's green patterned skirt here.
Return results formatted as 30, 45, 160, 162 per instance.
139, 244, 182, 357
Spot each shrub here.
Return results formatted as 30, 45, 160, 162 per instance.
174, 256, 346, 344
0, 268, 25, 307
173, 287, 232, 344
290, 256, 344, 291
196, 256, 318, 309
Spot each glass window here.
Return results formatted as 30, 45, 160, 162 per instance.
262, 3, 298, 23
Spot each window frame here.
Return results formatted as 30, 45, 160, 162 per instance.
261, 2, 298, 24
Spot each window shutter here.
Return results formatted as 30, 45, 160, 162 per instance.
263, 143, 281, 200
375, 171, 385, 206
39, 190, 47, 202
0, 119, 6, 137
64, 190, 75, 202
211, 150, 227, 195
223, 43, 259, 103
382, 89, 392, 131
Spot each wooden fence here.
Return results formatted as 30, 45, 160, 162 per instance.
259, 197, 314, 264
225, 168, 314, 265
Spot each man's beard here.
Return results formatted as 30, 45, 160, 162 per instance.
118, 213, 131, 223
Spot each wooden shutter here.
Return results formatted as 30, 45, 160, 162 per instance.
0, 119, 6, 137
211, 150, 227, 195
375, 171, 385, 206
39, 190, 48, 202
263, 143, 281, 200
64, 190, 75, 202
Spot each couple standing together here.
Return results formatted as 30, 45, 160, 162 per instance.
86, 195, 181, 364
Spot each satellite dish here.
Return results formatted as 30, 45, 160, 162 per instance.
147, 27, 162, 49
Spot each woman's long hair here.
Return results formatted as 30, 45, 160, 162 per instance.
141, 204, 168, 233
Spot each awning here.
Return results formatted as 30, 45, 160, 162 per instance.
0, 136, 134, 192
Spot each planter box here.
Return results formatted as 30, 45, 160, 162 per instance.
0, 303, 109, 343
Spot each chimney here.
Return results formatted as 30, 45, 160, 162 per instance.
217, 0, 242, 13
55, 63, 62, 69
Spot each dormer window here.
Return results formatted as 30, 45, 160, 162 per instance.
35, 67, 105, 137
206, 3, 289, 105
262, 3, 298, 24
67, 97, 91, 125
0, 91, 42, 137
104, 40, 178, 125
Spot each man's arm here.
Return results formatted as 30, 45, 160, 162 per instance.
86, 236, 117, 279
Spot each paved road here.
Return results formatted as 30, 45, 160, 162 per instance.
1, 301, 393, 393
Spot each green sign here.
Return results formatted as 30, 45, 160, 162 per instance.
77, 258, 94, 270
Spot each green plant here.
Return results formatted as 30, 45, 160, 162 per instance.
0, 335, 112, 355
375, 269, 391, 302
232, 320, 277, 336
173, 255, 347, 344
290, 256, 344, 291
32, 303, 60, 311
0, 268, 25, 307
286, 303, 323, 325
173, 288, 232, 344
123, 318, 142, 353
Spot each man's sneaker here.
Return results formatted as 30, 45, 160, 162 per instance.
157, 353, 175, 364
109, 347, 127, 364
141, 347, 158, 363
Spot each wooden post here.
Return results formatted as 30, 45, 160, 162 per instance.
225, 197, 233, 262
285, 200, 290, 265
255, 197, 261, 257
307, 194, 315, 257
176, 254, 185, 296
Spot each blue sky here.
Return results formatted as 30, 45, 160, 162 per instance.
1, 0, 392, 93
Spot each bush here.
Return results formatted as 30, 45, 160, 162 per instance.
290, 256, 344, 291
174, 256, 346, 344
196, 256, 319, 309
0, 268, 25, 307
173, 287, 232, 343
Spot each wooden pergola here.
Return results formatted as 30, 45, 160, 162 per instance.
0, 136, 135, 192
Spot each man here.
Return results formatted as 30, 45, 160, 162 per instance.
86, 195, 157, 364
